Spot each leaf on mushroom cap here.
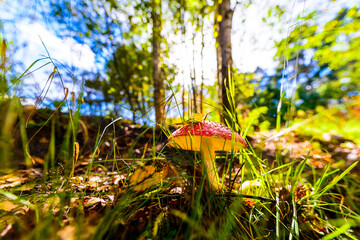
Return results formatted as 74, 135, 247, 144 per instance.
169, 120, 247, 151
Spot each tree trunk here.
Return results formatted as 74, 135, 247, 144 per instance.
215, 5, 222, 120
180, 0, 186, 118
200, 18, 205, 114
191, 32, 198, 114
217, 0, 233, 123
152, 0, 165, 125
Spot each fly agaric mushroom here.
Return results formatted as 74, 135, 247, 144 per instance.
168, 120, 247, 190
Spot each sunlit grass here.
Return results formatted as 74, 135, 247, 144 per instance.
300, 117, 360, 145
291, 97, 360, 145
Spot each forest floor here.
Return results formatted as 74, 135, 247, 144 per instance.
0, 111, 359, 239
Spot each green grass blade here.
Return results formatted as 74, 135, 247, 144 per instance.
315, 161, 358, 200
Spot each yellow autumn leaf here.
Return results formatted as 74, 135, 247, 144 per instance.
186, 112, 211, 124
0, 200, 18, 211
193, 112, 211, 122
131, 165, 155, 185
216, 14, 223, 22
170, 112, 210, 127
130, 165, 168, 191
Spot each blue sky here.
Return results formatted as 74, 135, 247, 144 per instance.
1, 1, 96, 105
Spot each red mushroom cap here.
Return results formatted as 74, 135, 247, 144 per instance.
169, 120, 247, 151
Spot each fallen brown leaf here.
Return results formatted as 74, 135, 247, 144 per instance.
0, 200, 18, 211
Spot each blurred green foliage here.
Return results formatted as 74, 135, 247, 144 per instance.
48, 0, 181, 123
274, 6, 360, 109
245, 4, 360, 130
230, 69, 271, 133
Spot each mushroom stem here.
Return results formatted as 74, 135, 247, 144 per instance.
200, 139, 223, 190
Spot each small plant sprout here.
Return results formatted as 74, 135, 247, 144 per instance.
168, 120, 247, 190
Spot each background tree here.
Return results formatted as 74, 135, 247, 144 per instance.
103, 43, 153, 122
47, 0, 171, 124
48, 0, 123, 66
187, 1, 211, 114
215, 0, 234, 123
151, 0, 164, 125
167, 0, 212, 116
273, 6, 360, 114
232, 2, 360, 129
